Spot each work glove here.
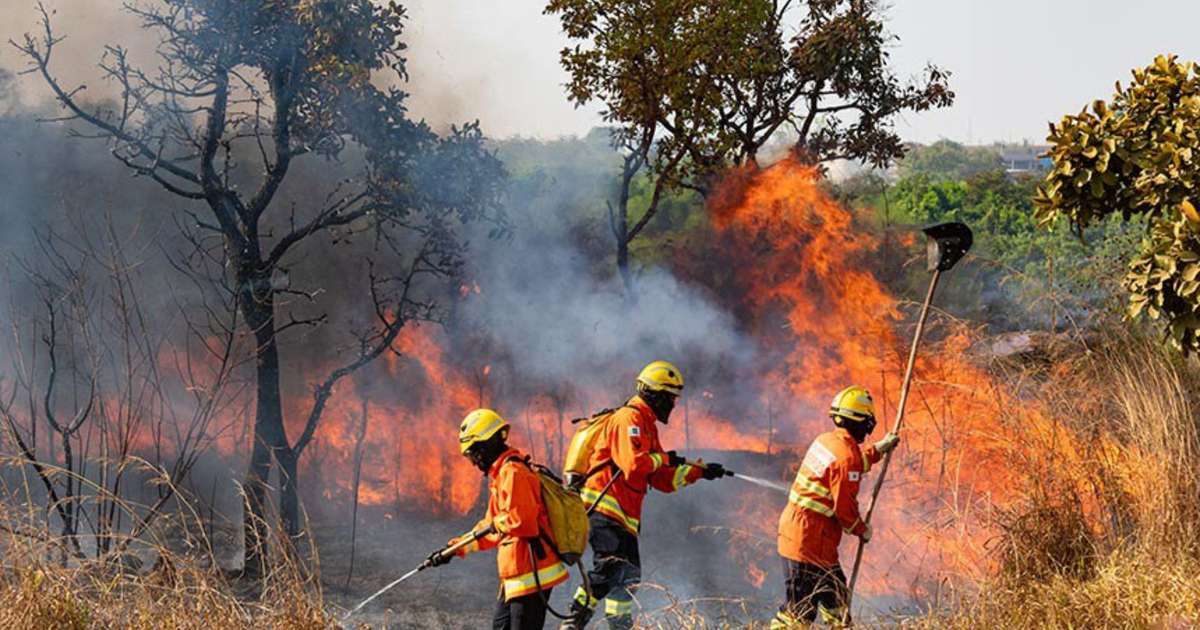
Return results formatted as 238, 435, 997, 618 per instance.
874, 432, 900, 454
425, 548, 453, 568
859, 524, 872, 544
700, 462, 728, 480
665, 450, 687, 467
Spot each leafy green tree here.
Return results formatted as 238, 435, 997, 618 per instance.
883, 166, 1136, 330
1035, 55, 1200, 351
899, 140, 1004, 180
15, 0, 504, 572
544, 0, 952, 294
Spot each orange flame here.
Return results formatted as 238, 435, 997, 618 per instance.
115, 155, 1070, 600
692, 158, 1082, 593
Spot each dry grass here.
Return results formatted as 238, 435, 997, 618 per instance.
906, 552, 1200, 629
0, 550, 332, 630
2, 333, 1199, 629
0, 483, 334, 630
913, 332, 1200, 629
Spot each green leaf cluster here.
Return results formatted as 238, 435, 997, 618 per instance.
1035, 55, 1200, 351
855, 165, 1138, 330
897, 140, 1005, 180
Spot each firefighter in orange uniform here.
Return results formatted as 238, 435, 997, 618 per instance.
562, 361, 728, 630
429, 409, 569, 630
772, 386, 899, 628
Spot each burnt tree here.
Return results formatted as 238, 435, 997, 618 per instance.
0, 222, 242, 564
13, 0, 504, 576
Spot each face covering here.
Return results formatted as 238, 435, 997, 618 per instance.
467, 436, 507, 473
640, 389, 677, 424
843, 416, 876, 444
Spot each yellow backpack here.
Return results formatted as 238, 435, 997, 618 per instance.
513, 457, 590, 565
562, 406, 631, 490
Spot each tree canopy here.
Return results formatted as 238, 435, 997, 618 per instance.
899, 140, 1005, 180
548, 0, 953, 182
1035, 54, 1200, 351
544, 0, 952, 293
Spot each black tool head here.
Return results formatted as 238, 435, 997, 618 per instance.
923, 222, 973, 272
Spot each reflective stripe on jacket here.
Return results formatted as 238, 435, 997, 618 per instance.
453, 447, 569, 600
777, 428, 882, 567
582, 396, 703, 535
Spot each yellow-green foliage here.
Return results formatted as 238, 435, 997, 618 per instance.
1036, 55, 1200, 352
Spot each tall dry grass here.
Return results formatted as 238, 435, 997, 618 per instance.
915, 332, 1200, 628
0, 472, 333, 630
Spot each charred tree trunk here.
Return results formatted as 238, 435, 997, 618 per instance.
614, 173, 632, 297
683, 396, 691, 451
16, 2, 505, 584
609, 140, 677, 301
240, 279, 289, 576
345, 397, 369, 586
765, 395, 774, 457
616, 232, 634, 299
278, 447, 301, 540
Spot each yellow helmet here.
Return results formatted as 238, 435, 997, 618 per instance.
458, 408, 510, 454
636, 360, 684, 396
829, 386, 876, 424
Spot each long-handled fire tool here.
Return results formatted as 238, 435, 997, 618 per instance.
841, 222, 973, 624
341, 524, 496, 624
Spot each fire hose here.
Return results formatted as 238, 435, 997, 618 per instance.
343, 457, 764, 624
340, 524, 495, 623
341, 471, 622, 624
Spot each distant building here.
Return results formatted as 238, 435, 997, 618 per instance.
999, 145, 1052, 174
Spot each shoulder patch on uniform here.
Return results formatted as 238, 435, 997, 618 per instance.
628, 425, 641, 437
848, 471, 860, 482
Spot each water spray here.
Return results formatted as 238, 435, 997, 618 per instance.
340, 525, 494, 624
729, 472, 789, 495
681, 458, 789, 495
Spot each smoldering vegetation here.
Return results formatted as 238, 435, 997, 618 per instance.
0, 72, 797, 626
3, 5, 1198, 630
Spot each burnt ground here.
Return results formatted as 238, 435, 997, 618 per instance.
311, 450, 916, 628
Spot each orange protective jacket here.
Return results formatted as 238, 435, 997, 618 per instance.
777, 428, 882, 567
453, 448, 569, 600
580, 396, 704, 535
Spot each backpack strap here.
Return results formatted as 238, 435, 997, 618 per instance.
506, 455, 551, 542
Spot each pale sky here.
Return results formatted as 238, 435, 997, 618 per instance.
3, 1, 1198, 144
